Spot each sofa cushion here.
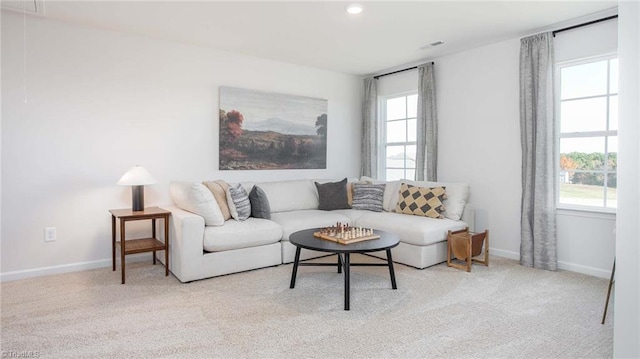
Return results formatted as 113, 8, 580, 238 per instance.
396, 183, 447, 219
315, 178, 350, 210
352, 183, 385, 212
203, 180, 232, 220
249, 185, 271, 219
242, 180, 319, 213
227, 184, 251, 221
203, 218, 282, 252
404, 180, 469, 221
169, 181, 225, 226
270, 210, 352, 241
331, 209, 369, 223
354, 212, 467, 246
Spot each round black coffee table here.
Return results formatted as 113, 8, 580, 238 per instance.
288, 228, 400, 310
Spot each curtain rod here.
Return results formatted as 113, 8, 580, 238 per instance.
552, 14, 618, 37
373, 62, 434, 80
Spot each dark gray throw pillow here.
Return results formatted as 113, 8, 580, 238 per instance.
315, 178, 350, 211
249, 185, 271, 219
352, 183, 386, 212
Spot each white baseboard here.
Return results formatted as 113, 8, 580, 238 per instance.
557, 261, 611, 279
1, 248, 613, 282
0, 253, 150, 282
489, 247, 610, 279
489, 247, 520, 260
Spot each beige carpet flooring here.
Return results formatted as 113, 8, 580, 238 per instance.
1, 256, 613, 358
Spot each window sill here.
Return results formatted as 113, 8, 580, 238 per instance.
556, 207, 616, 219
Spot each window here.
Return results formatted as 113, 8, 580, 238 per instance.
557, 55, 617, 210
380, 93, 418, 181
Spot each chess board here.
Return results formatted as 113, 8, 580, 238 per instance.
313, 231, 380, 245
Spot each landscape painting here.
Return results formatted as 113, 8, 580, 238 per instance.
219, 87, 328, 170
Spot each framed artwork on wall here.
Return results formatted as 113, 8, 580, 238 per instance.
219, 86, 328, 170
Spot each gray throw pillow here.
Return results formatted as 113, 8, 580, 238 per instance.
249, 185, 271, 219
352, 183, 386, 212
315, 178, 350, 211
226, 184, 251, 221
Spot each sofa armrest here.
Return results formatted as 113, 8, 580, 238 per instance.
461, 203, 475, 232
165, 205, 205, 282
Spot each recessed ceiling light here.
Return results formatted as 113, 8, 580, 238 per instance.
347, 4, 363, 14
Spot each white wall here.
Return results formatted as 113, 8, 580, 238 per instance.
555, 18, 618, 62
435, 38, 523, 260
377, 20, 618, 278
554, 19, 618, 278
0, 12, 362, 278
377, 69, 417, 97
614, 1, 640, 357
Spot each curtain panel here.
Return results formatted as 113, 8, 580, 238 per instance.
361, 77, 378, 178
519, 32, 558, 271
416, 62, 438, 181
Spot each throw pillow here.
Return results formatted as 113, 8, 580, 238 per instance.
226, 184, 251, 221
352, 183, 386, 212
395, 183, 447, 219
315, 178, 350, 210
169, 181, 225, 226
346, 182, 354, 206
404, 180, 469, 220
203, 180, 232, 220
360, 176, 402, 212
249, 185, 271, 219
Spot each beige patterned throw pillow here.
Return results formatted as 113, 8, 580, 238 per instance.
203, 180, 232, 220
395, 183, 446, 219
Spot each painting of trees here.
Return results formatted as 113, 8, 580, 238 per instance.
218, 87, 328, 170
315, 114, 327, 138
220, 110, 244, 145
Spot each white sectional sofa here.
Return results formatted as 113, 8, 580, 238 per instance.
165, 178, 473, 283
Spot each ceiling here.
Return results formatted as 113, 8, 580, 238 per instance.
11, 1, 617, 76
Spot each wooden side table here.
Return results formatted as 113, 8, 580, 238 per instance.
447, 227, 489, 272
109, 207, 171, 284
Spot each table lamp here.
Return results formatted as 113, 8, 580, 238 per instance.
117, 166, 157, 211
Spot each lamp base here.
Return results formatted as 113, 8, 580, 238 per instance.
132, 185, 145, 212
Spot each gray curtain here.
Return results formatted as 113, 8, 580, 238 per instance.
416, 62, 437, 181
519, 32, 557, 271
361, 77, 378, 177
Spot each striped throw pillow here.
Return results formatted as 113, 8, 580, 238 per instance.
226, 184, 251, 221
352, 183, 386, 212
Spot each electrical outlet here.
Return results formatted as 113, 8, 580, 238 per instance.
44, 227, 56, 242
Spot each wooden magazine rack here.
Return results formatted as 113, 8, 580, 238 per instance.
447, 227, 489, 272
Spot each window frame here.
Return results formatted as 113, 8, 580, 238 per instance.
377, 91, 418, 181
555, 53, 618, 213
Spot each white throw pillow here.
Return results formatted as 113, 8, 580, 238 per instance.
169, 181, 225, 226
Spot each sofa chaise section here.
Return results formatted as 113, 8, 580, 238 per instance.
166, 206, 282, 283
357, 205, 474, 269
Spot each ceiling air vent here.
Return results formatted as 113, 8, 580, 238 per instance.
1, 0, 44, 15
420, 40, 445, 50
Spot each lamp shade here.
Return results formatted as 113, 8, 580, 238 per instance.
117, 166, 157, 186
